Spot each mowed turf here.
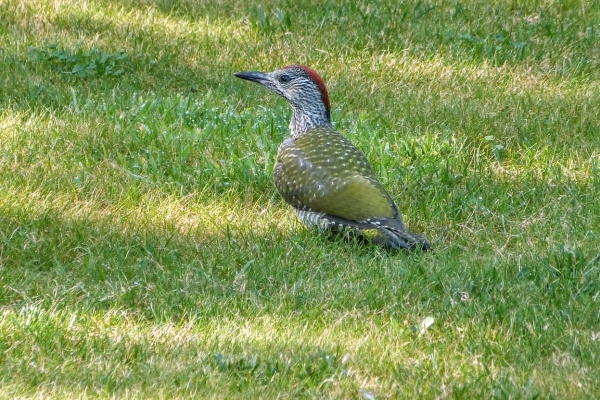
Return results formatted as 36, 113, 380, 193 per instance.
1, 0, 599, 398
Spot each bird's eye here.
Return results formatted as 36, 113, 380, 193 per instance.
279, 74, 292, 83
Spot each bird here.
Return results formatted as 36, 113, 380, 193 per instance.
234, 65, 431, 251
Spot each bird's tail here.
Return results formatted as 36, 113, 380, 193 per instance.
295, 209, 431, 251
374, 226, 432, 252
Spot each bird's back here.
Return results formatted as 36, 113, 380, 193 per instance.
273, 126, 400, 223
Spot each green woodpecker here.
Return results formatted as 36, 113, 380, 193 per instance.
235, 65, 431, 251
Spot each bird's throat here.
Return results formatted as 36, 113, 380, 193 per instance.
289, 109, 332, 138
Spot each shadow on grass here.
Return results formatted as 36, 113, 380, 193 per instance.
3, 0, 599, 125
0, 196, 436, 320
0, 1, 245, 113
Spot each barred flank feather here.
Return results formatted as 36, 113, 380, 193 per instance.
297, 209, 431, 251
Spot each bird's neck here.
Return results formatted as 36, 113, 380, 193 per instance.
289, 106, 332, 138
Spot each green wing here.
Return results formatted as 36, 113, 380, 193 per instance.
273, 127, 399, 222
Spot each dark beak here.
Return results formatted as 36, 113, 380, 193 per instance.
234, 71, 270, 84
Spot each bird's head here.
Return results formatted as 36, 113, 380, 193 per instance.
235, 65, 331, 134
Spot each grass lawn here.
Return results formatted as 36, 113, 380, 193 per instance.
1, 0, 599, 398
